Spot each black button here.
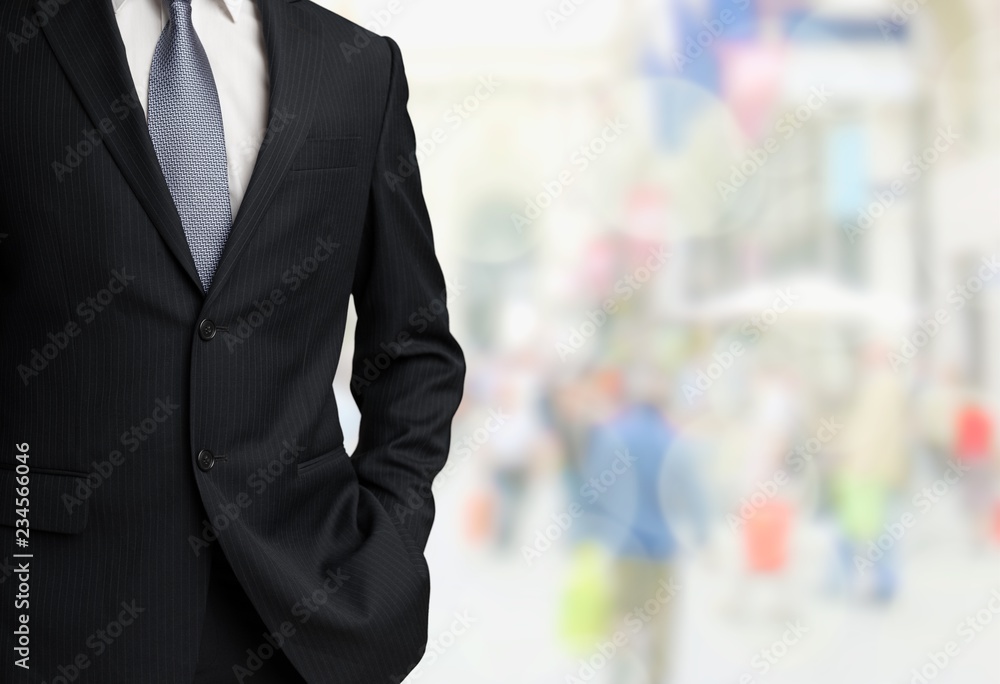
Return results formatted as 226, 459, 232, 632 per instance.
198, 319, 216, 341
196, 449, 215, 472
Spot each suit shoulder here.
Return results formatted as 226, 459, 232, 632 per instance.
294, 0, 394, 64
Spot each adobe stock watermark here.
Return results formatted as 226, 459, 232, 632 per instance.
906, 587, 1000, 684
229, 106, 297, 182
511, 117, 629, 234
62, 397, 180, 515
522, 448, 636, 567
545, 0, 594, 31
360, 408, 510, 533
842, 125, 959, 244
888, 255, 999, 371
565, 576, 680, 683
187, 439, 306, 555
739, 620, 809, 682
339, 0, 410, 61
381, 409, 512, 549
7, 0, 72, 54
727, 417, 842, 533
17, 268, 137, 385
0, 555, 15, 585
877, 0, 930, 40
384, 75, 499, 193
717, 86, 832, 203
391, 611, 477, 682
683, 287, 799, 405
23, 600, 145, 680
356, 389, 475, 530
232, 567, 351, 682
671, 0, 752, 71
435, 407, 510, 490
350, 277, 466, 391
853, 459, 970, 574
555, 247, 670, 361
51, 92, 144, 181
222, 235, 340, 352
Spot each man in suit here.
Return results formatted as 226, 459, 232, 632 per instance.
0, 0, 466, 682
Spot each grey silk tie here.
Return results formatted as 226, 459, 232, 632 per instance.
147, 0, 232, 292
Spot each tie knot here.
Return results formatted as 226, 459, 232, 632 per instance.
168, 0, 193, 22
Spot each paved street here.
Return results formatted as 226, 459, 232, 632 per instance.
411, 470, 1000, 684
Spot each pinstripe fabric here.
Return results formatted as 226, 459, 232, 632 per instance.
0, 1, 466, 682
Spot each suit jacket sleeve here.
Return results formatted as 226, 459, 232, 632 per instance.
349, 35, 466, 554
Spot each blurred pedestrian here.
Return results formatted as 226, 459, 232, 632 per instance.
487, 351, 546, 550
578, 366, 708, 684
831, 342, 909, 603
954, 398, 996, 549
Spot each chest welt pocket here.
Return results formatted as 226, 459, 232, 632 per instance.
290, 136, 361, 171
0, 467, 90, 535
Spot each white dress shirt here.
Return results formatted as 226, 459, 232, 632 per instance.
113, 0, 270, 218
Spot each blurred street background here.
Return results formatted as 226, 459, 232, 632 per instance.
322, 0, 1000, 681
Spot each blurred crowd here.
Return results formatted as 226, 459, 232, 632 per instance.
325, 0, 1000, 681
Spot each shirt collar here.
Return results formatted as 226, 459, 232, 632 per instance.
112, 0, 248, 24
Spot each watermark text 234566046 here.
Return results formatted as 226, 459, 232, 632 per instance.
11, 442, 33, 671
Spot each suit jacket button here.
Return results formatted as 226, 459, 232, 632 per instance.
197, 449, 215, 472
198, 319, 217, 341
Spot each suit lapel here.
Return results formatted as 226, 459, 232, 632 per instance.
41, 0, 323, 300
203, 0, 323, 307
40, 0, 204, 292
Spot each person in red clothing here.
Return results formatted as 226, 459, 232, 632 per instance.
954, 402, 997, 547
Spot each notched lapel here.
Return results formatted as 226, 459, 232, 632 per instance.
203, 0, 324, 306
38, 0, 204, 293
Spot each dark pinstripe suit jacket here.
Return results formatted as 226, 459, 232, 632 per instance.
0, 0, 466, 682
